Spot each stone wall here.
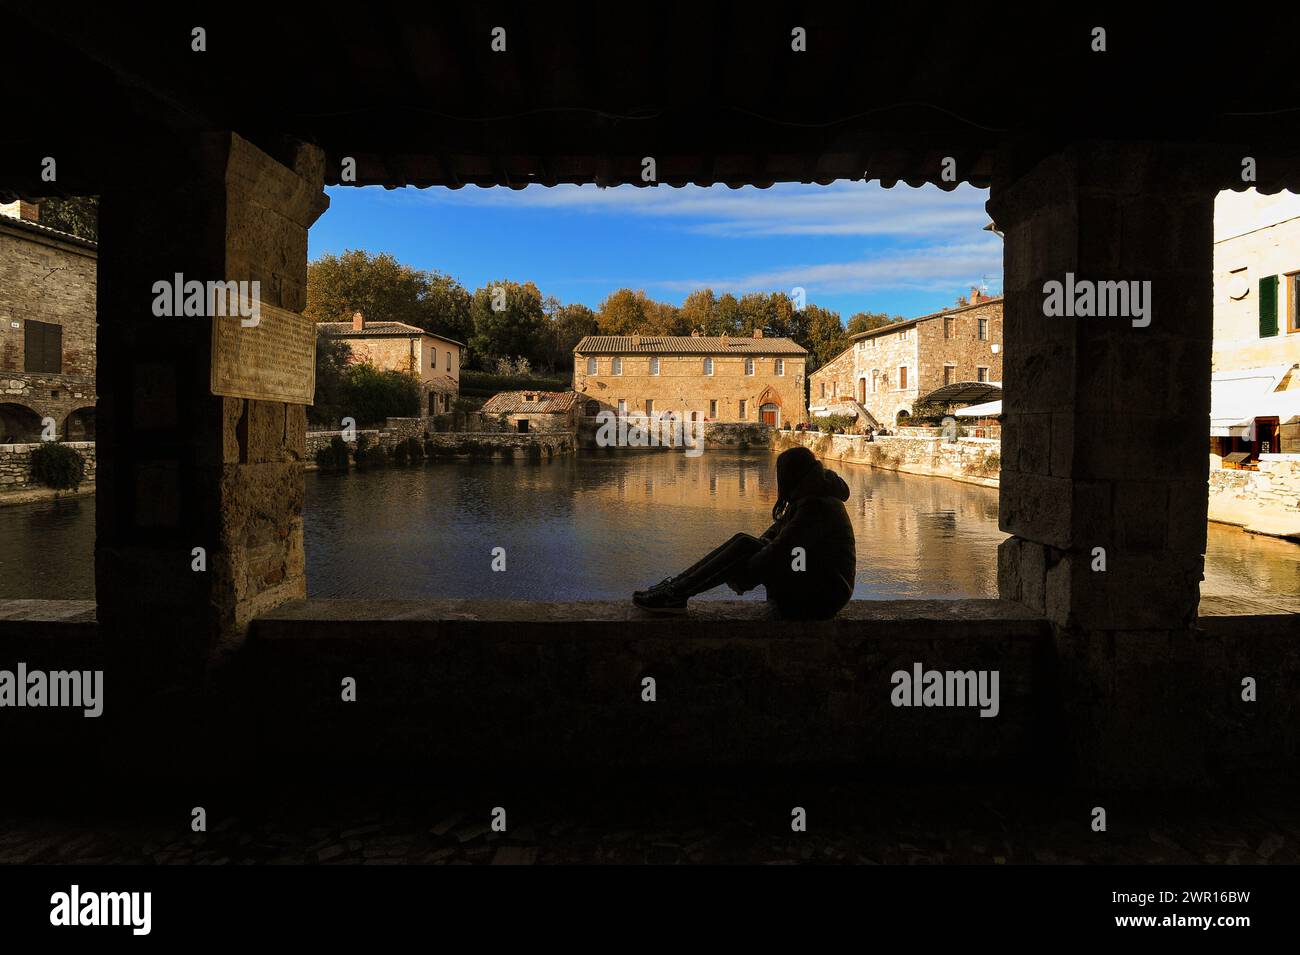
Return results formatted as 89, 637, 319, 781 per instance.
0, 441, 96, 490
576, 418, 773, 450
776, 430, 1001, 487
306, 424, 575, 468
1207, 454, 1300, 538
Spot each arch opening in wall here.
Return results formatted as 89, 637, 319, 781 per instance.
0, 402, 44, 444
63, 406, 96, 441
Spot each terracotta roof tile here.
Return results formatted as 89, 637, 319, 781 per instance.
574, 335, 806, 355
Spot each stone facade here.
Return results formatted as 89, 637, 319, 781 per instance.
1207, 453, 1300, 538
480, 390, 579, 432
573, 332, 807, 427
317, 314, 463, 415
810, 295, 1003, 427
0, 209, 97, 442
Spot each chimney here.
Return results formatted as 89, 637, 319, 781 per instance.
970, 286, 985, 304
752, 327, 764, 338
0, 200, 39, 222
632, 334, 642, 347
352, 311, 365, 332
956, 295, 967, 306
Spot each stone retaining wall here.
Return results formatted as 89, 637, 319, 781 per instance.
1207, 454, 1300, 538
777, 431, 1001, 487
576, 418, 773, 450
0, 441, 96, 490
305, 427, 575, 469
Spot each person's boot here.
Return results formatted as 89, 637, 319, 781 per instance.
632, 580, 688, 613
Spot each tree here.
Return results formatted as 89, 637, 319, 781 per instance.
801, 304, 849, 371
541, 302, 598, 371
38, 197, 98, 242
680, 289, 718, 335
306, 250, 430, 328
420, 270, 473, 347
846, 311, 903, 335
309, 335, 354, 428
469, 280, 547, 371
596, 288, 648, 334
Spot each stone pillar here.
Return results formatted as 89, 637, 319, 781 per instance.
96, 134, 327, 681
989, 142, 1217, 783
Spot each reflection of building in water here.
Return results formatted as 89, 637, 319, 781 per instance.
574, 451, 775, 512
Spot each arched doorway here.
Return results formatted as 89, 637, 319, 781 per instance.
759, 403, 780, 426
0, 403, 43, 444
63, 406, 97, 441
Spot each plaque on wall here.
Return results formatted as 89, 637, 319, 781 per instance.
210, 302, 316, 405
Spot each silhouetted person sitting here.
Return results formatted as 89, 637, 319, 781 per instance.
633, 446, 856, 619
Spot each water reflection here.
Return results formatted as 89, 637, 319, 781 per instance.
1, 452, 1296, 606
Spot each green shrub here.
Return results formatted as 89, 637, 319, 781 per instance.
459, 370, 567, 398
314, 435, 351, 470
342, 362, 422, 426
352, 433, 389, 468
31, 442, 86, 490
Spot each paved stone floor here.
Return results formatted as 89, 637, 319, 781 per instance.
2, 779, 1297, 865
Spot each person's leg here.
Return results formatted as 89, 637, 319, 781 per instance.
657, 533, 764, 597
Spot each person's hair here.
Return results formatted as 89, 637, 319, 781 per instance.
772, 446, 823, 521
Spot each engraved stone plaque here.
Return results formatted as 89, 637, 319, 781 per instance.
210, 303, 316, 405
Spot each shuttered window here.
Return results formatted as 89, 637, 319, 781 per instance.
23, 320, 62, 373
1259, 275, 1279, 338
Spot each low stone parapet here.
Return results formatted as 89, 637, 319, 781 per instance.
0, 441, 97, 493
776, 431, 1000, 487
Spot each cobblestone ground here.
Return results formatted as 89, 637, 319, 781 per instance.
2, 778, 1297, 865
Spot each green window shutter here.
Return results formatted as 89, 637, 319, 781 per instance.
1259, 275, 1279, 338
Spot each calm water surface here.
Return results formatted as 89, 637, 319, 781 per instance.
3, 450, 1297, 602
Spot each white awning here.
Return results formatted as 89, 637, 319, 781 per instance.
954, 399, 1002, 417
1210, 364, 1294, 437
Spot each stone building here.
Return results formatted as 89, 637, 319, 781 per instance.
0, 201, 97, 443
573, 331, 807, 427
810, 292, 1003, 428
316, 311, 462, 415
1209, 189, 1300, 462
481, 390, 579, 432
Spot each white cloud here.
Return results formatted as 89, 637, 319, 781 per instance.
391, 180, 990, 239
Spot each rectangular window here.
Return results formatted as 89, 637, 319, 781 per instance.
1260, 275, 1279, 338
431, 349, 437, 369
775, 358, 784, 376
446, 351, 452, 371
709, 399, 718, 418
23, 320, 62, 374
872, 370, 879, 393
612, 357, 623, 375
745, 357, 754, 375
738, 399, 747, 419
649, 357, 660, 375
977, 318, 989, 340
645, 399, 654, 415
819, 382, 825, 398
617, 399, 627, 416
586, 357, 598, 375
976, 366, 989, 383
703, 357, 713, 376
832, 381, 838, 397
944, 365, 955, 385
898, 366, 908, 390
944, 317, 955, 339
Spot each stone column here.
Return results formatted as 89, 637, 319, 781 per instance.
988, 143, 1217, 783
96, 134, 327, 681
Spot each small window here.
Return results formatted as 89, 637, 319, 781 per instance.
898, 366, 908, 390
587, 357, 598, 375
944, 317, 955, 339
745, 357, 754, 376
977, 318, 989, 341
976, 366, 989, 383
649, 357, 660, 375
703, 357, 713, 376
612, 357, 623, 375
738, 399, 747, 419
645, 399, 654, 415
446, 351, 452, 371
617, 399, 627, 416
709, 399, 718, 418
819, 382, 826, 398
431, 349, 437, 369
775, 358, 784, 376
943, 364, 955, 385
23, 320, 62, 374
832, 381, 838, 397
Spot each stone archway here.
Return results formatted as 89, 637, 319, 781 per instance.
0, 402, 43, 443
63, 406, 96, 441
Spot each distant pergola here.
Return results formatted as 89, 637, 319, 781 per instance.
913, 381, 1002, 416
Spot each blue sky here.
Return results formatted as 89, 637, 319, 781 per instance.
307, 180, 1002, 321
